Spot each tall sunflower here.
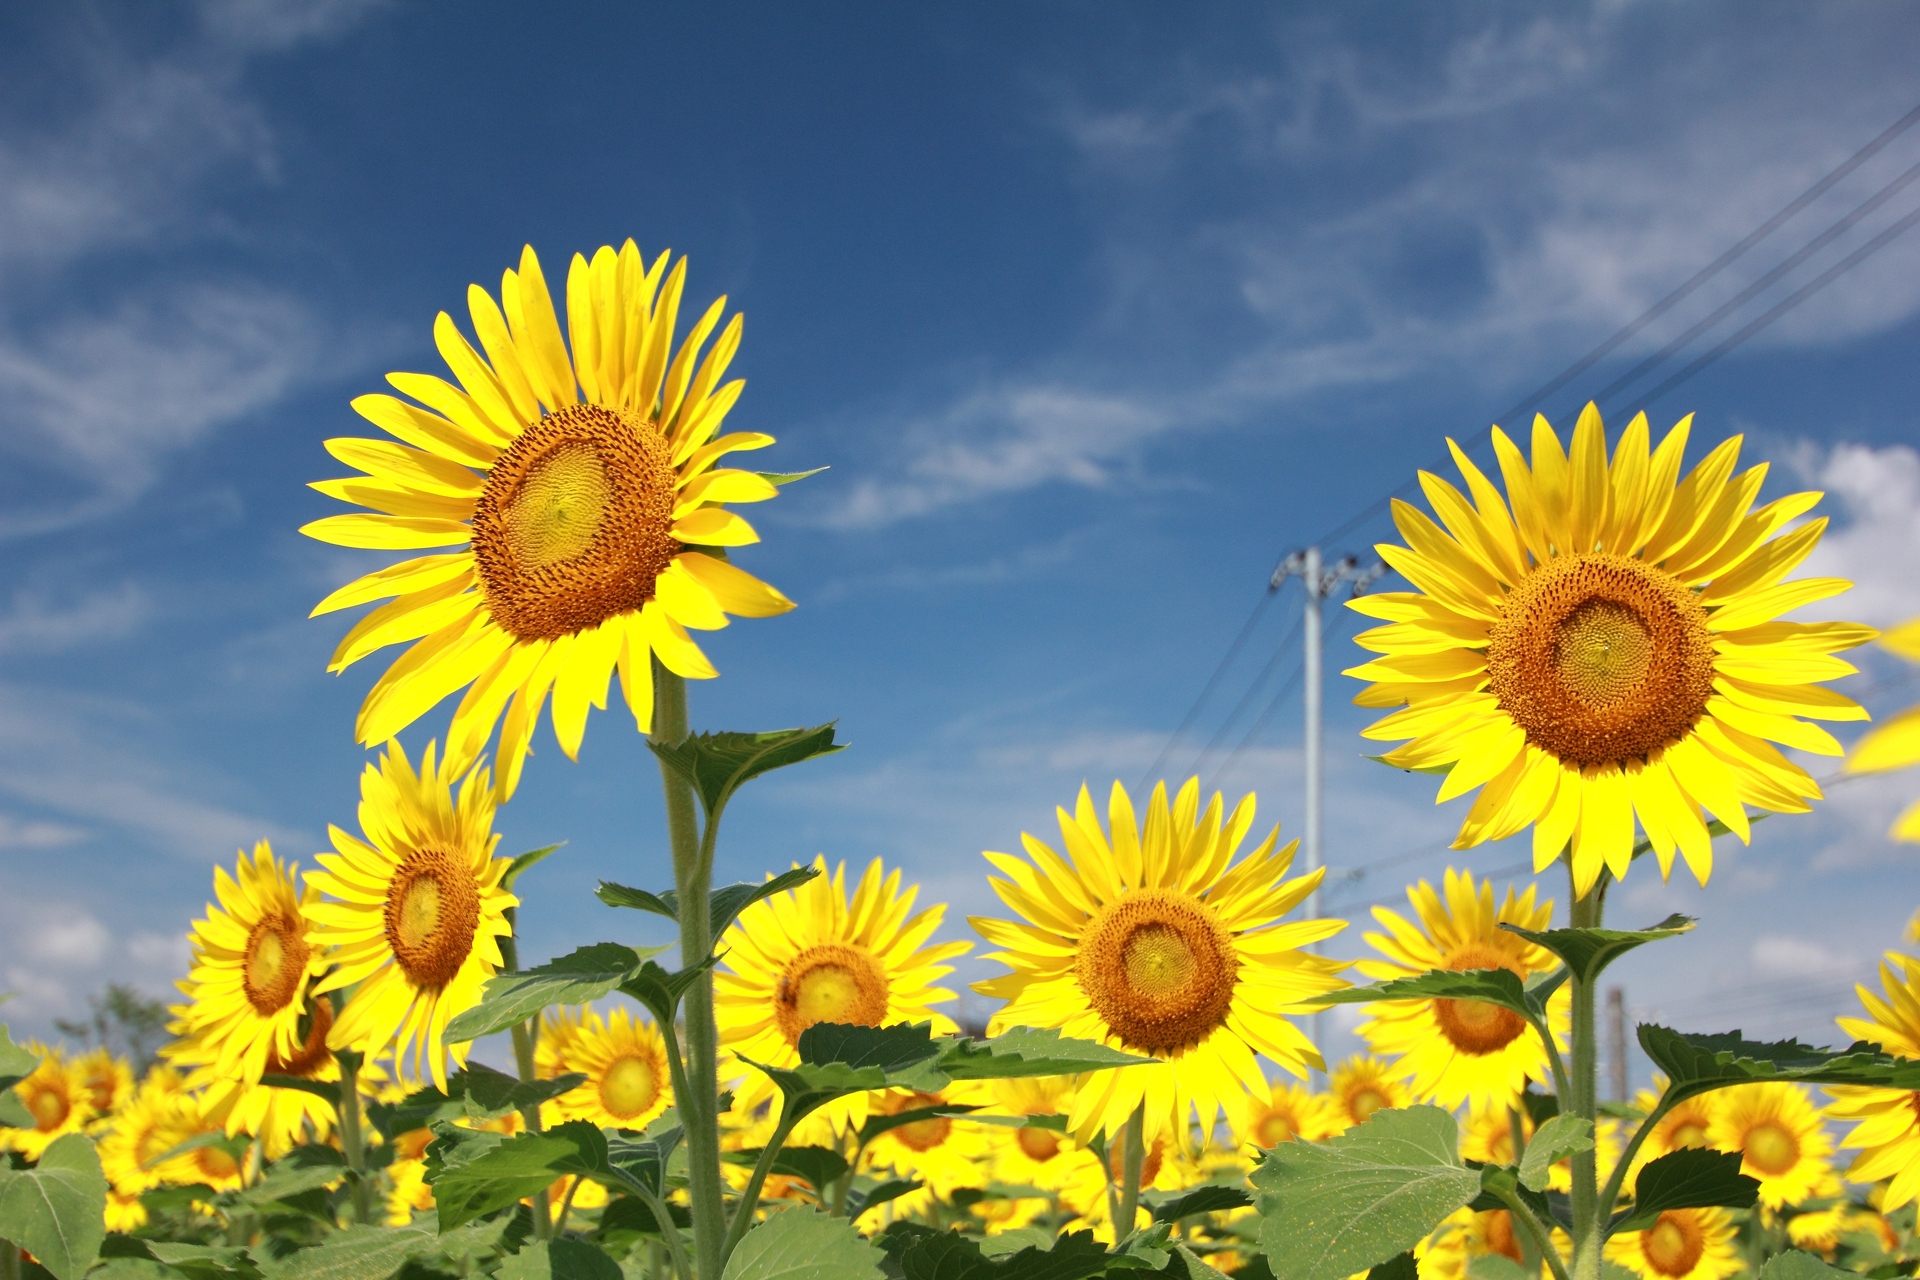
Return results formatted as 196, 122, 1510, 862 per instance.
1604, 1208, 1742, 1280
306, 740, 517, 1089
544, 1006, 673, 1131
1326, 1054, 1413, 1132
1825, 953, 1920, 1209
302, 241, 794, 799
0, 1043, 93, 1159
1354, 868, 1567, 1108
1346, 406, 1874, 896
1708, 1081, 1832, 1209
715, 855, 969, 1126
1845, 617, 1920, 852
972, 778, 1349, 1145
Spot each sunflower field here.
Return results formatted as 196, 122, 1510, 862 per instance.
5, 238, 1920, 1280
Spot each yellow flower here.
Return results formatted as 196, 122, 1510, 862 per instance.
715, 855, 968, 1128
1825, 953, 1920, 1209
544, 1006, 673, 1131
302, 241, 793, 800
1626, 1080, 1722, 1184
860, 1083, 992, 1214
1604, 1207, 1742, 1280
972, 778, 1348, 1145
306, 740, 517, 1089
96, 1065, 243, 1196
1786, 1202, 1896, 1257
1845, 616, 1920, 849
1355, 869, 1568, 1108
1346, 406, 1873, 896
981, 1076, 1100, 1194
1709, 1081, 1833, 1209
1239, 1078, 1339, 1149
1327, 1055, 1414, 1132
535, 1005, 590, 1079
1418, 1206, 1528, 1280
71, 1048, 132, 1131
104, 1187, 148, 1233
0, 1042, 93, 1159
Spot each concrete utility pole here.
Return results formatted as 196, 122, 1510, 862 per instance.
1272, 548, 1385, 1071
1607, 987, 1629, 1103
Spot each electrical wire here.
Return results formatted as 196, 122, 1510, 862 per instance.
1137, 587, 1284, 793
1184, 604, 1305, 785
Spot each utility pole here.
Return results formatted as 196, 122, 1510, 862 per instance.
1607, 987, 1629, 1103
1272, 548, 1385, 1073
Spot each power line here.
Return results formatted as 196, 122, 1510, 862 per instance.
1205, 603, 1365, 794
1185, 604, 1305, 784
1137, 588, 1284, 793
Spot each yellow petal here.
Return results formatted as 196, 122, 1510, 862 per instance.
550, 618, 623, 760
312, 554, 472, 617
351, 393, 498, 468
675, 551, 794, 618
1566, 401, 1609, 554
300, 513, 472, 549
1881, 617, 1920, 662
1493, 425, 1554, 566
671, 508, 760, 547
324, 437, 485, 497
1604, 411, 1650, 553
505, 245, 577, 411
640, 601, 717, 679
1847, 706, 1920, 775
654, 560, 730, 631
467, 283, 542, 427
1706, 577, 1852, 632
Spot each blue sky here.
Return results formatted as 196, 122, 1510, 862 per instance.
3, 1, 1919, 1089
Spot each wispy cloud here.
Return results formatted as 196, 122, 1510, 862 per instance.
0, 583, 149, 655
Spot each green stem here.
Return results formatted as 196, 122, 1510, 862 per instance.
553, 1174, 583, 1236
652, 665, 723, 1279
635, 1185, 695, 1280
1599, 1096, 1674, 1224
332, 1045, 375, 1226
1116, 1104, 1146, 1241
1492, 1184, 1574, 1280
1508, 1107, 1544, 1279
502, 906, 554, 1240
720, 1113, 800, 1268
1567, 881, 1603, 1280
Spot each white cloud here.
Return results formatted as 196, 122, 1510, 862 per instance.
0, 813, 87, 849
1750, 934, 1859, 980
1793, 441, 1920, 628
27, 910, 113, 968
0, 583, 150, 655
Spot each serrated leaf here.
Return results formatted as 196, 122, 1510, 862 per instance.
0, 1132, 108, 1280
146, 1242, 261, 1280
1608, 1148, 1758, 1235
257, 1226, 434, 1280
1761, 1251, 1857, 1280
888, 1226, 1113, 1280
503, 844, 562, 891
422, 1214, 528, 1272
856, 1104, 981, 1147
1370, 1255, 1420, 1280
594, 881, 675, 919
1176, 1244, 1233, 1280
723, 1144, 848, 1194
607, 866, 825, 940
385, 1064, 586, 1129
933, 1027, 1153, 1081
496, 1238, 622, 1280
649, 725, 844, 824
847, 1178, 919, 1221
721, 1207, 885, 1280
618, 957, 720, 1028
445, 943, 665, 1043
1500, 915, 1695, 985
1519, 1114, 1593, 1191
1312, 969, 1532, 1014
1250, 1106, 1480, 1280
1149, 1184, 1253, 1222
426, 1120, 622, 1230
0, 1026, 38, 1091
800, 1021, 940, 1071
1638, 1026, 1920, 1104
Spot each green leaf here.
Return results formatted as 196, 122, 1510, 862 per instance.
846, 1177, 919, 1221
1250, 1106, 1480, 1280
145, 1243, 261, 1280
0, 1026, 38, 1091
1149, 1185, 1253, 1222
257, 1226, 434, 1280
496, 1239, 622, 1280
237, 1163, 344, 1207
618, 957, 720, 1028
426, 1120, 609, 1230
932, 1027, 1153, 1081
1519, 1115, 1593, 1192
1760, 1251, 1858, 1280
1500, 915, 1695, 986
1313, 967, 1534, 1011
595, 1195, 691, 1247
1370, 1255, 1420, 1280
723, 1145, 848, 1195
1638, 1026, 1920, 1104
648, 726, 844, 824
1468, 1165, 1560, 1229
1466, 1256, 1530, 1280
1609, 1148, 1758, 1234
720, 1207, 885, 1280
451, 1062, 589, 1122
444, 943, 666, 1043
254, 1075, 341, 1107
1519, 1089, 1560, 1129
0, 1132, 108, 1280
755, 468, 830, 488
1175, 1244, 1233, 1280
707, 867, 823, 939
604, 1126, 683, 1198
420, 1213, 529, 1273
0, 1089, 32, 1129
885, 1226, 1113, 1280
855, 1104, 980, 1147
594, 881, 675, 920
504, 845, 563, 891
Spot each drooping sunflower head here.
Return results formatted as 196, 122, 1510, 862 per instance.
1708, 1081, 1832, 1209
0, 1042, 92, 1159
1604, 1207, 1743, 1280
714, 855, 970, 1126
1826, 953, 1920, 1210
1346, 404, 1875, 897
546, 1005, 673, 1131
306, 739, 517, 1090
166, 1014, 363, 1159
1239, 1078, 1337, 1149
1354, 868, 1567, 1108
178, 841, 333, 1084
972, 778, 1348, 1145
303, 241, 796, 800
1327, 1054, 1414, 1132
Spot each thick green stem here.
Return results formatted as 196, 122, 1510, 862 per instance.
1492, 1185, 1574, 1280
1508, 1108, 1543, 1279
502, 906, 554, 1240
652, 665, 724, 1279
1116, 1105, 1146, 1241
720, 1112, 800, 1269
1567, 884, 1604, 1280
332, 1046, 375, 1226
1600, 1096, 1673, 1224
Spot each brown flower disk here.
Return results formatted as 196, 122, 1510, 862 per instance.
384, 848, 482, 990
1076, 889, 1239, 1054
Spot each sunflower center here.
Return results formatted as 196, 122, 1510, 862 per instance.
1668, 1118, 1711, 1149
1016, 1125, 1063, 1163
471, 403, 679, 642
1432, 943, 1530, 1055
772, 943, 890, 1047
599, 1053, 661, 1122
1255, 1110, 1297, 1147
1643, 1212, 1705, 1278
881, 1091, 953, 1153
27, 1085, 69, 1132
1347, 1087, 1391, 1124
383, 849, 481, 991
263, 1001, 334, 1079
1077, 889, 1239, 1055
244, 913, 311, 1016
83, 1071, 116, 1114
1744, 1121, 1800, 1177
195, 1144, 240, 1182
1486, 553, 1715, 768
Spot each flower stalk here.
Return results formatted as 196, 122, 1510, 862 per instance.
330, 1041, 375, 1226
1566, 879, 1604, 1280
1116, 1103, 1146, 1241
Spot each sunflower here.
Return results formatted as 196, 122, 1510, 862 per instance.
1709, 1081, 1833, 1209
71, 1048, 132, 1130
0, 1042, 93, 1159
1418, 1206, 1528, 1280
715, 855, 969, 1127
1626, 1079, 1722, 1181
861, 1082, 992, 1212
1846, 616, 1920, 847
167, 1011, 376, 1158
1354, 869, 1568, 1108
1239, 1078, 1338, 1150
973, 778, 1348, 1145
97, 1065, 244, 1197
1787, 1202, 1900, 1257
1326, 1055, 1414, 1132
301, 241, 793, 800
306, 740, 517, 1089
544, 1005, 673, 1131
1345, 406, 1874, 896
1825, 953, 1920, 1209
535, 1005, 590, 1080
982, 1075, 1100, 1194
104, 1188, 148, 1234
1604, 1207, 1742, 1280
